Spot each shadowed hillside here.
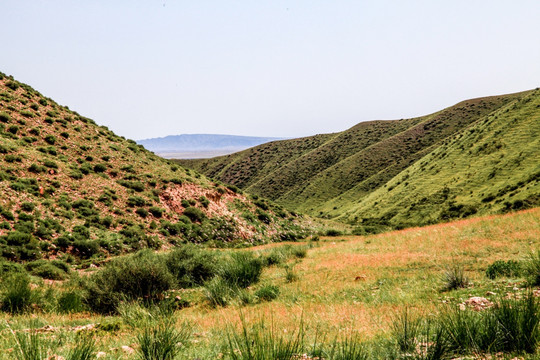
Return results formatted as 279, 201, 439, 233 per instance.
0, 72, 310, 263
181, 89, 540, 232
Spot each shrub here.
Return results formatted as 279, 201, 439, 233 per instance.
0, 112, 10, 123
93, 163, 107, 173
325, 229, 342, 236
43, 160, 58, 169
127, 196, 147, 207
5, 80, 19, 90
83, 250, 176, 314
165, 245, 220, 288
72, 240, 100, 259
183, 207, 205, 223
117, 180, 145, 192
136, 208, 149, 218
149, 207, 164, 218
20, 202, 35, 212
8, 125, 19, 134
255, 284, 280, 302
44, 135, 56, 145
25, 260, 68, 280
28, 163, 46, 173
199, 196, 210, 208
486, 260, 522, 279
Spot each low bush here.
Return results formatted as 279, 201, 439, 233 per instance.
486, 259, 522, 279
183, 207, 205, 223
57, 289, 85, 314
25, 260, 69, 280
83, 250, 176, 314
165, 245, 220, 288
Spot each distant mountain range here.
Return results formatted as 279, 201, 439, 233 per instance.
137, 134, 284, 158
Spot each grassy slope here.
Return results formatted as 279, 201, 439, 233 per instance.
1, 208, 538, 358
337, 88, 540, 228
182, 90, 537, 228
0, 72, 308, 262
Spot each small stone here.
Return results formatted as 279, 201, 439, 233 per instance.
121, 346, 135, 355
96, 352, 107, 358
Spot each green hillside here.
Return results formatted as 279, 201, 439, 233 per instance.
0, 72, 309, 264
181, 89, 540, 231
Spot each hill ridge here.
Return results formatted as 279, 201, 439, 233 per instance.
181, 89, 540, 232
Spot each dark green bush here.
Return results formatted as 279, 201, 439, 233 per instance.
127, 196, 147, 207
8, 125, 19, 134
20, 202, 35, 212
486, 260, 522, 279
83, 250, 176, 314
57, 289, 85, 313
183, 207, 205, 223
93, 163, 107, 173
325, 229, 342, 236
118, 180, 145, 192
0, 112, 10, 123
149, 207, 164, 218
5, 81, 19, 91
136, 208, 149, 218
165, 245, 220, 288
25, 260, 68, 280
44, 135, 56, 145
72, 240, 100, 259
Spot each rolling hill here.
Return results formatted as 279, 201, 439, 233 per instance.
0, 72, 309, 263
181, 89, 540, 232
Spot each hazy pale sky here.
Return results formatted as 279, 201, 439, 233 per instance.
3, 1, 540, 140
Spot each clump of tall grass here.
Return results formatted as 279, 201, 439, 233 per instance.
9, 328, 49, 360
220, 251, 264, 288
442, 263, 469, 291
391, 291, 540, 358
1, 273, 36, 314
225, 317, 305, 360
392, 307, 422, 353
524, 250, 540, 286
137, 320, 191, 360
324, 333, 369, 360
66, 335, 96, 360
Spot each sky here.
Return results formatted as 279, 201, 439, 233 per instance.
3, 1, 540, 140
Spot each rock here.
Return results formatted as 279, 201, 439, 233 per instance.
464, 296, 493, 311
121, 346, 135, 355
96, 352, 107, 358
